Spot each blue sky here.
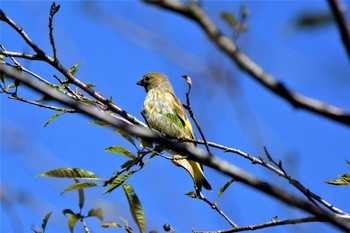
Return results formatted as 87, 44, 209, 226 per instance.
1, 1, 350, 233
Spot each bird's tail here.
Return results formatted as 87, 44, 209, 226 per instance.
189, 160, 212, 191
173, 156, 212, 191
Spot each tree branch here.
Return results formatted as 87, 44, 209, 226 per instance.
144, 0, 350, 127
193, 216, 324, 233
328, 0, 350, 60
2, 64, 350, 232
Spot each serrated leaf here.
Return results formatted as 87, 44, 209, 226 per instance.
114, 129, 137, 148
68, 62, 82, 75
38, 168, 100, 180
326, 174, 350, 186
61, 182, 98, 195
87, 208, 103, 222
162, 113, 183, 130
44, 112, 64, 127
184, 191, 197, 198
101, 221, 123, 228
104, 146, 136, 159
41, 211, 52, 232
346, 160, 350, 166
89, 121, 110, 128
68, 214, 79, 233
218, 179, 235, 199
122, 183, 145, 233
104, 171, 135, 194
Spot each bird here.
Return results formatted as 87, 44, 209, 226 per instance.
136, 72, 212, 191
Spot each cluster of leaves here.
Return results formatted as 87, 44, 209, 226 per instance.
37, 167, 145, 233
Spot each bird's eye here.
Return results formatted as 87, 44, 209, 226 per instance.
145, 76, 150, 81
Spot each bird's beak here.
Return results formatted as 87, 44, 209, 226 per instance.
136, 79, 143, 86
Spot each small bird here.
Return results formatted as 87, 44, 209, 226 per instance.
137, 72, 212, 191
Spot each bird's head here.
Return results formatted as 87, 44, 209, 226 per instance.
136, 72, 169, 92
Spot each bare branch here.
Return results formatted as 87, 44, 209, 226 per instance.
0, 50, 41, 61
8, 95, 76, 113
193, 216, 324, 233
184, 137, 348, 216
2, 65, 350, 232
182, 75, 211, 155
144, 0, 350, 127
328, 0, 350, 60
48, 2, 60, 61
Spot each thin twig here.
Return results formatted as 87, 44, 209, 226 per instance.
81, 218, 90, 233
9, 95, 77, 113
196, 191, 238, 228
182, 75, 211, 155
0, 50, 41, 60
328, 0, 350, 60
145, 0, 350, 127
183, 137, 348, 216
0, 45, 24, 68
49, 2, 60, 61
193, 216, 324, 233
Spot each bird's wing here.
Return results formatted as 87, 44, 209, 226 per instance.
164, 90, 195, 140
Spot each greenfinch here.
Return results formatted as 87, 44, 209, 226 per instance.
137, 72, 212, 191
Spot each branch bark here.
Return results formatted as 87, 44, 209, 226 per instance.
328, 0, 350, 60
144, 0, 350, 127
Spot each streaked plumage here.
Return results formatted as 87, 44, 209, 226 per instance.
137, 72, 211, 190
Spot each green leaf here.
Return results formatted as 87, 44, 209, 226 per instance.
104, 171, 135, 194
44, 112, 64, 127
346, 160, 350, 166
162, 113, 183, 130
89, 121, 110, 128
118, 216, 128, 225
120, 159, 135, 169
101, 221, 122, 228
7, 82, 22, 90
326, 174, 350, 186
122, 183, 145, 233
86, 83, 95, 88
68, 214, 79, 233
184, 191, 197, 198
68, 62, 82, 75
218, 179, 235, 199
38, 168, 100, 180
61, 182, 98, 195
109, 95, 114, 104
41, 211, 52, 233
104, 146, 136, 159
114, 129, 137, 148
220, 11, 236, 27
63, 209, 75, 217
87, 208, 103, 222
